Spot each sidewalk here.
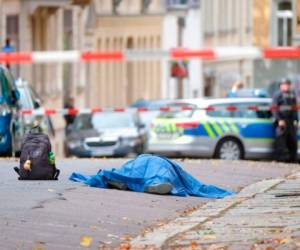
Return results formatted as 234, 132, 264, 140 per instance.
130, 170, 300, 250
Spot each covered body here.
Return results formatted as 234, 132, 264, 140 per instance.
70, 154, 233, 198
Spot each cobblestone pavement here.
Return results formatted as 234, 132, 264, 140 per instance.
131, 171, 300, 250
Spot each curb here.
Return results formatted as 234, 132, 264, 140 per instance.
130, 178, 284, 249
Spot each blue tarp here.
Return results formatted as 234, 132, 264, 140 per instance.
69, 154, 234, 198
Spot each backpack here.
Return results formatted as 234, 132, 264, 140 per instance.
14, 131, 60, 180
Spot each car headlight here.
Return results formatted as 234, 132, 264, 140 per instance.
68, 140, 82, 149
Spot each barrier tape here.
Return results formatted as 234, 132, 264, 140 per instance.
19, 105, 300, 116
1, 47, 300, 64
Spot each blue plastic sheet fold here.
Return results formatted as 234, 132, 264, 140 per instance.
70, 154, 234, 198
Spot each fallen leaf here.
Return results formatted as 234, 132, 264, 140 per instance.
265, 247, 275, 250
118, 242, 131, 250
272, 238, 281, 244
279, 236, 292, 245
190, 240, 198, 249
202, 235, 216, 240
121, 235, 133, 241
47, 188, 55, 192
269, 228, 282, 234
32, 247, 45, 250
206, 244, 228, 250
80, 235, 93, 247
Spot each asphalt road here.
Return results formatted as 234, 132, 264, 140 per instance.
0, 157, 297, 250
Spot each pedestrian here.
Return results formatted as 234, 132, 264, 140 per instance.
64, 97, 76, 130
272, 78, 298, 163
228, 80, 244, 97
1, 38, 15, 70
2, 38, 14, 53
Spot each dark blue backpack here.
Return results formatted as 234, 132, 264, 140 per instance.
14, 131, 59, 180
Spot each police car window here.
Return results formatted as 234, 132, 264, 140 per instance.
158, 103, 196, 119
207, 103, 272, 119
233, 103, 271, 119
206, 104, 233, 118
256, 103, 272, 119
18, 88, 34, 109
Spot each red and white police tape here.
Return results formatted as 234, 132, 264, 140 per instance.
19, 105, 300, 116
2, 47, 300, 64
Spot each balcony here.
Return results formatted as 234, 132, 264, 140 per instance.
165, 0, 200, 10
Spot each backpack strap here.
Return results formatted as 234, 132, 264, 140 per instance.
14, 166, 20, 177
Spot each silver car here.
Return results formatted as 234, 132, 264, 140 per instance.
147, 97, 294, 160
65, 111, 146, 157
14, 78, 55, 153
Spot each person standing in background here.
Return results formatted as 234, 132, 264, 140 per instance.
64, 97, 76, 131
228, 80, 244, 97
272, 79, 298, 163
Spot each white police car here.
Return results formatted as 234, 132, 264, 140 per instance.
147, 97, 293, 160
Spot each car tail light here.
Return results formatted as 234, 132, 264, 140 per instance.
176, 122, 199, 129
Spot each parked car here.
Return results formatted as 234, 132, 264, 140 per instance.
147, 97, 288, 160
65, 111, 146, 157
14, 78, 55, 154
130, 99, 173, 129
0, 65, 19, 156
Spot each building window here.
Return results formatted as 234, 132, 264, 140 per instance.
63, 10, 73, 50
204, 0, 214, 36
275, 1, 293, 46
141, 0, 151, 13
245, 0, 252, 33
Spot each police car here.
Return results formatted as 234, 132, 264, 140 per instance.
146, 97, 294, 160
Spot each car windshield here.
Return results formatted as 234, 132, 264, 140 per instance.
18, 87, 34, 109
0, 66, 15, 104
138, 100, 171, 125
74, 113, 136, 130
158, 103, 196, 119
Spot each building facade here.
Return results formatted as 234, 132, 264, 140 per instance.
85, 0, 164, 107
0, 0, 90, 156
202, 0, 253, 97
85, 0, 202, 106
253, 0, 300, 94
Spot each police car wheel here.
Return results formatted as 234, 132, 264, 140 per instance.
215, 138, 243, 160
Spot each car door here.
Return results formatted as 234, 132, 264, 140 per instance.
232, 101, 274, 159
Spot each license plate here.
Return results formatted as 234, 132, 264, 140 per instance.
91, 149, 114, 156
